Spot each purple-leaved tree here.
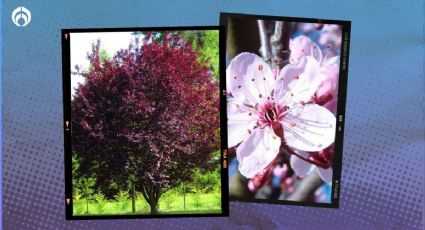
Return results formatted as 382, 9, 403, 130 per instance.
72, 33, 220, 214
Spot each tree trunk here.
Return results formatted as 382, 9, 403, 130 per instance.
140, 184, 161, 215
85, 197, 89, 214
131, 183, 136, 213
148, 200, 158, 215
183, 182, 186, 211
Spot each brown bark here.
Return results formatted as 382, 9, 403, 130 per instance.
288, 170, 323, 201
140, 184, 162, 215
257, 20, 272, 64
270, 21, 291, 69
149, 200, 158, 214
183, 182, 186, 211
131, 183, 136, 213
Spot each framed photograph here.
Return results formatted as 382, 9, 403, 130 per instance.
62, 26, 229, 219
221, 13, 350, 208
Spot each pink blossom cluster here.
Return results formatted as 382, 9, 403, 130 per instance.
227, 34, 340, 190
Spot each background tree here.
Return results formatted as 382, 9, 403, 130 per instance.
132, 30, 219, 79
72, 153, 96, 214
192, 151, 221, 194
72, 32, 220, 214
74, 177, 96, 214
93, 192, 107, 213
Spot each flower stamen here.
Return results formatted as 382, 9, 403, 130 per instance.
233, 103, 258, 114
286, 114, 333, 128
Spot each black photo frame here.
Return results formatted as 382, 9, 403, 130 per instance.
220, 12, 351, 208
62, 26, 229, 219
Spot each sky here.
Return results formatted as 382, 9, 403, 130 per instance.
70, 32, 135, 98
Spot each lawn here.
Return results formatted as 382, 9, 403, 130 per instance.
73, 191, 221, 215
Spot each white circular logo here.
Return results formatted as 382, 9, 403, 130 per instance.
11, 6, 31, 27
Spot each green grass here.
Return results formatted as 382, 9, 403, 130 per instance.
73, 191, 221, 215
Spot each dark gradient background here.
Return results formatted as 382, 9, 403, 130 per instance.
2, 0, 424, 229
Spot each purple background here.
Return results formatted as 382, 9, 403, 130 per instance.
2, 0, 424, 229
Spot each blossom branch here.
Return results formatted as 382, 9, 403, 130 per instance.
270, 21, 291, 69
287, 170, 323, 201
257, 20, 272, 64
282, 143, 318, 166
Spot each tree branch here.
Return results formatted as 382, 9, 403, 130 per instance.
257, 20, 272, 64
140, 185, 149, 202
287, 170, 323, 201
270, 21, 291, 69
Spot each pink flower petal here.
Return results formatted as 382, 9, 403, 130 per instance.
227, 98, 257, 147
247, 180, 256, 192
290, 152, 312, 177
289, 35, 321, 64
274, 57, 307, 104
273, 164, 288, 178
226, 53, 275, 103
317, 167, 333, 183
288, 56, 323, 103
284, 177, 293, 186
322, 97, 338, 114
283, 104, 336, 152
236, 126, 281, 178
319, 25, 342, 49
325, 56, 339, 66
316, 59, 339, 99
